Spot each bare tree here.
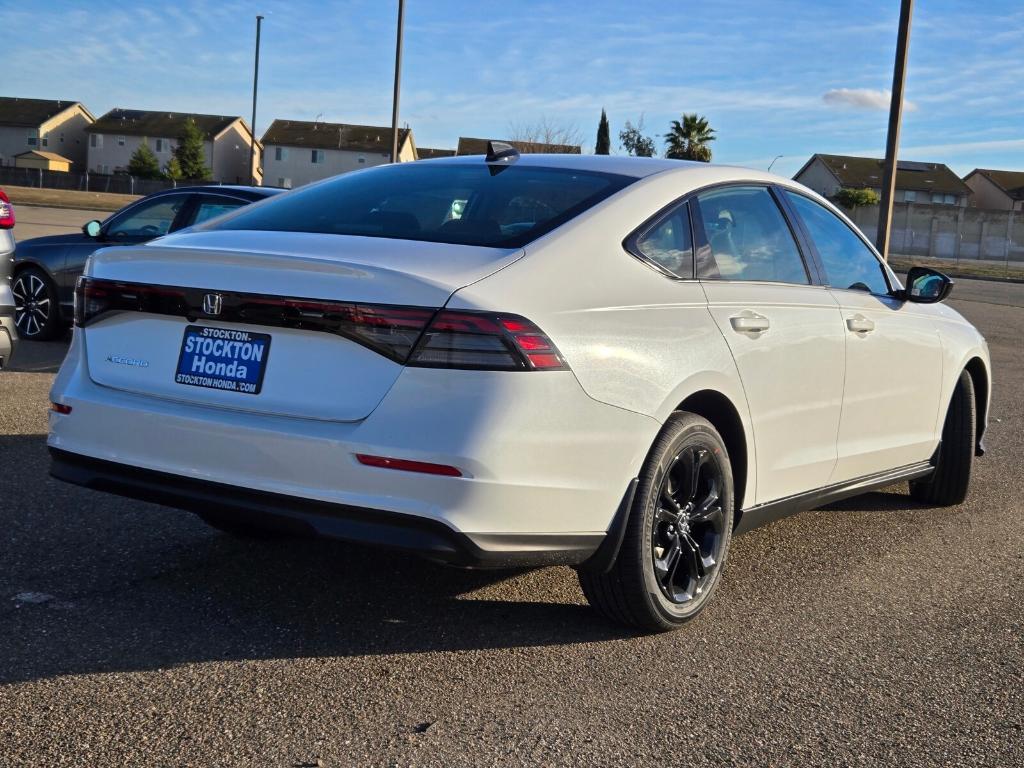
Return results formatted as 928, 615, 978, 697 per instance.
506, 117, 584, 153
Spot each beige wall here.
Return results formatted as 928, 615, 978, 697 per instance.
88, 133, 207, 176
0, 104, 92, 169
965, 173, 1023, 212
211, 120, 260, 185
15, 155, 71, 172
264, 137, 415, 188
39, 105, 93, 168
794, 158, 842, 197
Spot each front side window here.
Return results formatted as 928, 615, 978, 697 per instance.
206, 162, 634, 249
783, 191, 890, 295
695, 186, 808, 284
107, 196, 185, 239
635, 204, 693, 278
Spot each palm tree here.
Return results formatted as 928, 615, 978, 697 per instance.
664, 114, 716, 162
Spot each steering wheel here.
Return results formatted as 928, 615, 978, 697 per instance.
139, 225, 161, 236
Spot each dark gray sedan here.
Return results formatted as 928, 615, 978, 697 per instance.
12, 185, 282, 339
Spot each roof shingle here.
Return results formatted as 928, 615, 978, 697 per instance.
967, 168, 1024, 201
0, 97, 86, 127
417, 147, 456, 159
803, 153, 971, 196
86, 108, 243, 139
261, 119, 410, 153
456, 137, 582, 155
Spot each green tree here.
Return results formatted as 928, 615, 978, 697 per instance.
834, 187, 880, 210
619, 119, 655, 157
172, 118, 212, 180
595, 109, 611, 155
664, 113, 716, 162
127, 140, 162, 179
164, 156, 183, 181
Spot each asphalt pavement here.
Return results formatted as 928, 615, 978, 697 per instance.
9, 204, 109, 241
0, 287, 1021, 767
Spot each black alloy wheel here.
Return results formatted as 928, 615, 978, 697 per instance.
651, 444, 726, 604
578, 412, 734, 631
12, 267, 61, 340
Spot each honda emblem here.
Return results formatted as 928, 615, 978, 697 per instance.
202, 293, 224, 316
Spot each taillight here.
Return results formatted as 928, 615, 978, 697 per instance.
0, 190, 14, 229
408, 310, 567, 371
75, 277, 188, 326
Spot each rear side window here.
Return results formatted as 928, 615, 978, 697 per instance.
695, 186, 808, 284
205, 163, 634, 248
783, 191, 891, 295
635, 204, 693, 278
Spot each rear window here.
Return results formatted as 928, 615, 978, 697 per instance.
204, 162, 634, 248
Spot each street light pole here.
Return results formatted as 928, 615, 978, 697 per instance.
249, 14, 264, 186
767, 154, 783, 172
390, 0, 405, 163
876, 0, 914, 260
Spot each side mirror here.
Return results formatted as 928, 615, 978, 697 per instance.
902, 266, 953, 304
83, 220, 103, 238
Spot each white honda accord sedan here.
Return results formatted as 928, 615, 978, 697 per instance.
49, 147, 990, 631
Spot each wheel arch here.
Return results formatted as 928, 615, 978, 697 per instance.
675, 389, 751, 518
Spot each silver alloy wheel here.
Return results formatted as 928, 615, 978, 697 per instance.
12, 272, 52, 338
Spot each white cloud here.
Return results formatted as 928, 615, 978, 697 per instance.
823, 88, 918, 112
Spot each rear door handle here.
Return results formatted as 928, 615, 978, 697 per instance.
846, 314, 875, 334
729, 312, 770, 334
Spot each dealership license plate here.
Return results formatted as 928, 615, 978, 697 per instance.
175, 326, 271, 395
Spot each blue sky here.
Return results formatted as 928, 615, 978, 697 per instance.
7, 0, 1023, 177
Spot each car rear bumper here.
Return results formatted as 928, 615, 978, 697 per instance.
48, 328, 660, 563
50, 447, 612, 567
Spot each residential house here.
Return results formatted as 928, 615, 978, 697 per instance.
0, 97, 94, 169
261, 119, 416, 188
794, 153, 971, 207
14, 150, 73, 172
456, 137, 582, 155
963, 169, 1024, 212
85, 109, 261, 183
417, 147, 456, 159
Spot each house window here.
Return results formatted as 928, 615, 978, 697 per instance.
311, 149, 325, 164
60, 132, 65, 143
41, 136, 49, 147
117, 136, 126, 146
278, 177, 292, 189
156, 139, 165, 153
27, 133, 37, 147
90, 134, 103, 149
945, 194, 957, 205
903, 190, 916, 202
274, 146, 288, 162
358, 156, 366, 164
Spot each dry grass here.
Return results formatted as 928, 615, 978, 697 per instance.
2, 185, 140, 212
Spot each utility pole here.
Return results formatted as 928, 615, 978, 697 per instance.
249, 14, 264, 185
390, 0, 405, 163
876, 0, 914, 260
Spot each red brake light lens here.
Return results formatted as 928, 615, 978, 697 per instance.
408, 311, 567, 371
0, 190, 14, 229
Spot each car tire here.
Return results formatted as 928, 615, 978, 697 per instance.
578, 412, 734, 632
910, 369, 976, 506
12, 266, 63, 340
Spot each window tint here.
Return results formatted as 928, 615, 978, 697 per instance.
107, 196, 185, 239
695, 186, 808, 283
192, 197, 247, 226
206, 162, 634, 248
636, 204, 693, 277
783, 191, 890, 295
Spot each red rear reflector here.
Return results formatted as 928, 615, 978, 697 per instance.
0, 190, 14, 229
50, 402, 72, 414
355, 454, 462, 477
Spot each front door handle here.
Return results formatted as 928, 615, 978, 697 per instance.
846, 314, 876, 334
730, 312, 770, 334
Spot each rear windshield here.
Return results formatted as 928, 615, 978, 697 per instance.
204, 162, 635, 248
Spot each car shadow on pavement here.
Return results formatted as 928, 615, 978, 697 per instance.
0, 434, 636, 685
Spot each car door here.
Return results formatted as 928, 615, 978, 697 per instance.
695, 184, 846, 505
185, 193, 254, 228
57, 192, 196, 306
780, 189, 944, 481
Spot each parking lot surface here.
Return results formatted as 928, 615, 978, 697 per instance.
9, 205, 109, 241
0, 288, 1021, 766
